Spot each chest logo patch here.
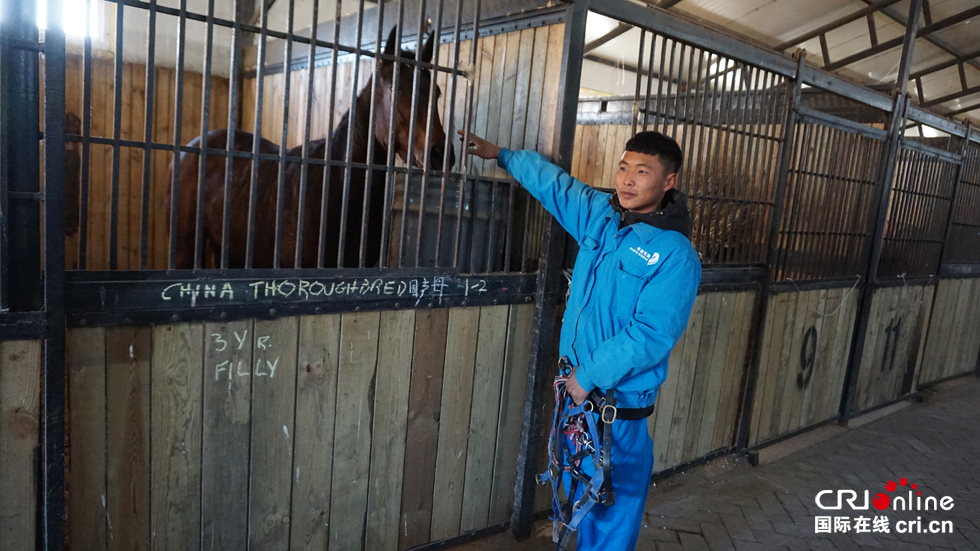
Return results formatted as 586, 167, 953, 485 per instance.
630, 246, 660, 266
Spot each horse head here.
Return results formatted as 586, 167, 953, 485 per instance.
374, 26, 456, 171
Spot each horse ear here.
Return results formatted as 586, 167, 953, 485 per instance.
420, 31, 435, 64
383, 26, 398, 58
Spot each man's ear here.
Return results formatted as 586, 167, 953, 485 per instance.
664, 172, 678, 191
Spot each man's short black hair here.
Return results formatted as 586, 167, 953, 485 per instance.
624, 131, 683, 175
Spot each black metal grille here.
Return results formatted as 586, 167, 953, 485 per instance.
772, 119, 885, 282
878, 143, 959, 278
580, 25, 789, 265
62, 0, 540, 274
943, 141, 980, 265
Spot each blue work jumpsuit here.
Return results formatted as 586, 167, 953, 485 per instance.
497, 149, 701, 551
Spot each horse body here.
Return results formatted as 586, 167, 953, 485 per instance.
168, 27, 452, 269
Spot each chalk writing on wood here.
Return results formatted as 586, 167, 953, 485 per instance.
209, 330, 280, 382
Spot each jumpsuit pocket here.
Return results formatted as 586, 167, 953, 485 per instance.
613, 259, 645, 321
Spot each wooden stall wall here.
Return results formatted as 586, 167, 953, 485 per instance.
748, 287, 860, 447
918, 278, 980, 386
0, 341, 43, 550
648, 291, 756, 472
64, 52, 231, 271
241, 24, 566, 263
852, 284, 935, 413
66, 304, 533, 551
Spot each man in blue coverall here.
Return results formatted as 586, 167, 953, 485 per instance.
460, 129, 701, 550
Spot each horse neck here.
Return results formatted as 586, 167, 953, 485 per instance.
328, 84, 386, 166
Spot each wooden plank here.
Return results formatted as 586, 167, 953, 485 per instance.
719, 291, 754, 448
765, 291, 798, 442
757, 292, 791, 443
684, 293, 723, 459
0, 340, 42, 550
493, 30, 522, 173
508, 28, 535, 152
460, 306, 510, 533
522, 26, 550, 152
952, 279, 980, 376
537, 24, 564, 158
329, 313, 380, 551
787, 289, 821, 433
748, 293, 778, 447
117, 62, 133, 269
571, 125, 584, 180
365, 311, 415, 551
431, 308, 481, 540
488, 303, 534, 523
482, 32, 508, 176
803, 288, 840, 426
893, 286, 925, 399
106, 326, 151, 551
202, 319, 253, 551
869, 286, 900, 409
665, 294, 705, 468
249, 317, 299, 550
909, 285, 935, 392
825, 286, 859, 419
152, 67, 174, 269
290, 315, 341, 551
697, 292, 737, 457
652, 319, 685, 467
67, 328, 108, 550
89, 58, 107, 270
711, 292, 746, 450
960, 280, 980, 377
399, 310, 449, 549
933, 279, 962, 380
150, 323, 204, 550
777, 289, 809, 435
471, 34, 494, 175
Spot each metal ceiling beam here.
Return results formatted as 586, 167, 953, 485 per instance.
658, 0, 686, 8
857, 0, 980, 74
583, 22, 632, 54
944, 101, 980, 117
823, 5, 980, 71
908, 47, 980, 79
773, 0, 903, 51
920, 83, 980, 107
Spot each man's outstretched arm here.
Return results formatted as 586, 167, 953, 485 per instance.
460, 131, 609, 245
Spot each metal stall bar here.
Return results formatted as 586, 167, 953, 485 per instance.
108, 0, 125, 269
194, 0, 217, 269
139, 0, 158, 269
168, 0, 190, 269
42, 0, 68, 547
840, 0, 923, 422
937, 123, 974, 266
511, 0, 589, 540
735, 53, 807, 450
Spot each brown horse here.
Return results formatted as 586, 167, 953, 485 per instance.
167, 26, 454, 269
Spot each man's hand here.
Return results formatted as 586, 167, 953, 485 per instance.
567, 366, 589, 406
458, 130, 501, 160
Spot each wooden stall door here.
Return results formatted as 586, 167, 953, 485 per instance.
918, 278, 980, 386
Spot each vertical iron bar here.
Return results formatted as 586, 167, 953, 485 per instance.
317, 0, 345, 267
511, 0, 588, 539
668, 43, 686, 141
415, 0, 445, 268
641, 32, 657, 131
662, 40, 677, 135
697, 53, 723, 256
395, 0, 427, 268
140, 0, 157, 269
42, 2, 68, 548
631, 29, 646, 136
337, 0, 367, 267
434, 0, 464, 268
735, 53, 806, 451
380, 0, 406, 268
168, 0, 189, 270
796, 122, 832, 279
273, 0, 296, 269
109, 0, 124, 270
295, 0, 320, 268
359, 0, 387, 267
650, 37, 669, 132
727, 65, 754, 264
710, 58, 735, 264
246, 0, 270, 269
455, 0, 481, 269
194, 0, 216, 269
688, 49, 712, 254
752, 72, 780, 263
841, 0, 921, 419
220, 0, 243, 270
504, 181, 516, 272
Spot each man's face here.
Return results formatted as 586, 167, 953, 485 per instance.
615, 150, 677, 214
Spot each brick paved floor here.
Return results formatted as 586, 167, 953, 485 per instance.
455, 374, 980, 551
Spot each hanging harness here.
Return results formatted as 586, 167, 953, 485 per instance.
538, 357, 654, 550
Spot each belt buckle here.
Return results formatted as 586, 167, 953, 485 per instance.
601, 404, 618, 424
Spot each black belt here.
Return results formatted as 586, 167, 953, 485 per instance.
586, 389, 655, 421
